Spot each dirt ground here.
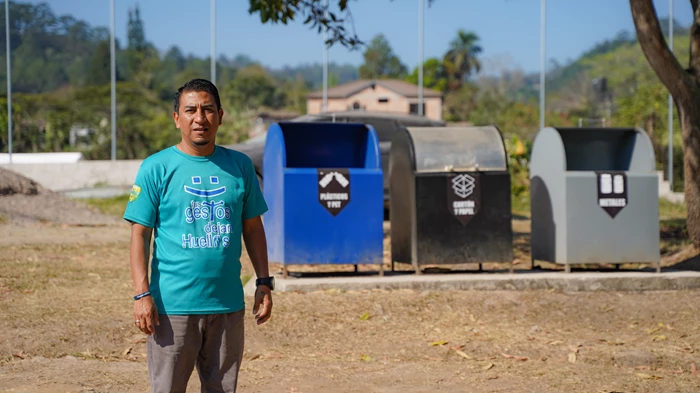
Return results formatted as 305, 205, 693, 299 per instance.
0, 168, 120, 227
1, 219, 700, 393
2, 170, 700, 392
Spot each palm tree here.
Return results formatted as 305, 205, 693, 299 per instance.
443, 30, 483, 91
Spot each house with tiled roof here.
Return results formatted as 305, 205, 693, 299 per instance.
306, 79, 443, 121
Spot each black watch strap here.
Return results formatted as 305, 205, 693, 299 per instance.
255, 277, 275, 290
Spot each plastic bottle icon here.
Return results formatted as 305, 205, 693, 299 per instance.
600, 174, 612, 194
334, 172, 349, 188
613, 174, 624, 194
319, 173, 334, 188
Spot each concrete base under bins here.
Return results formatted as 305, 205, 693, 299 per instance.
244, 270, 700, 295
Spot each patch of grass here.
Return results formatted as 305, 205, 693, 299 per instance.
83, 194, 129, 218
659, 198, 687, 219
512, 192, 531, 217
0, 214, 6, 224
660, 217, 690, 256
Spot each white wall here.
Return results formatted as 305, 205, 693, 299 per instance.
1, 160, 143, 191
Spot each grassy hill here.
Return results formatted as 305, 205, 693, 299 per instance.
543, 24, 690, 115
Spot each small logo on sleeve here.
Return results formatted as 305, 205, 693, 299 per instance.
129, 185, 141, 202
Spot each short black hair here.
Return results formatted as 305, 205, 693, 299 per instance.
173, 78, 222, 113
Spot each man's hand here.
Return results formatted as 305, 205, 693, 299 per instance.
253, 285, 272, 325
134, 296, 159, 335
242, 215, 273, 326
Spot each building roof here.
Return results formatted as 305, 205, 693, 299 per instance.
307, 79, 443, 99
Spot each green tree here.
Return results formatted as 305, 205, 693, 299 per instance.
224, 64, 282, 110
443, 30, 482, 91
442, 83, 478, 122
282, 74, 309, 114
85, 40, 112, 86
125, 4, 154, 80
127, 6, 147, 52
405, 58, 448, 92
358, 34, 407, 79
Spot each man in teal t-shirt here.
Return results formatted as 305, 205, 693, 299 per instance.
123, 78, 274, 393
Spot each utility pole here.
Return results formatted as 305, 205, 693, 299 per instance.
417, 0, 424, 116
539, 0, 546, 130
110, 0, 117, 161
5, 0, 12, 164
322, 0, 328, 112
211, 0, 216, 84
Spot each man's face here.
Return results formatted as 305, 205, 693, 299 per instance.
173, 90, 224, 147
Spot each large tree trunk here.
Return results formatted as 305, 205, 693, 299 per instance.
680, 102, 700, 245
630, 0, 700, 247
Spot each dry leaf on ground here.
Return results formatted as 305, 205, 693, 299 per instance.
502, 353, 529, 361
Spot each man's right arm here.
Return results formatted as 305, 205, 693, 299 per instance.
130, 222, 159, 335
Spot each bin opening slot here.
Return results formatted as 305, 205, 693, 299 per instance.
406, 126, 507, 173
281, 123, 370, 168
558, 128, 637, 171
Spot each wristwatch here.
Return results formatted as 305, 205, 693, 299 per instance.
255, 276, 275, 291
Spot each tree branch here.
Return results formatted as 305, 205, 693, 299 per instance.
630, 0, 691, 100
248, 0, 364, 49
692, 0, 699, 14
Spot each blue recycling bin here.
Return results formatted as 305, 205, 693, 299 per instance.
262, 122, 385, 276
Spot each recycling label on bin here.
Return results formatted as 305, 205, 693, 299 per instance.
596, 171, 627, 218
318, 169, 351, 216
447, 173, 481, 225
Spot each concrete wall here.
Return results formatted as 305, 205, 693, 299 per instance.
1, 160, 143, 191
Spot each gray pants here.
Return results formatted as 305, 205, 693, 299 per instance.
147, 310, 245, 393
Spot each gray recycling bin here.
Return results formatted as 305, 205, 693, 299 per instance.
529, 127, 660, 272
390, 126, 513, 273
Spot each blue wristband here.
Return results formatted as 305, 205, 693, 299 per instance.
133, 291, 151, 301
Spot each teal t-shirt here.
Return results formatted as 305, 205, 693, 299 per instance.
123, 145, 268, 315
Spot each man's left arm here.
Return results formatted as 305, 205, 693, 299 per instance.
242, 215, 272, 325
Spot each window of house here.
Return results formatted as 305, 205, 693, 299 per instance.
378, 98, 389, 103
409, 103, 426, 116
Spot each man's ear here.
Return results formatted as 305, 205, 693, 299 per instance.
218, 108, 224, 125
173, 111, 180, 129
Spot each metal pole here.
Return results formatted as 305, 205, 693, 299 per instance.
5, 0, 11, 165
110, 0, 116, 161
668, 0, 674, 189
322, 0, 328, 112
539, 0, 546, 130
211, 0, 216, 84
418, 0, 424, 116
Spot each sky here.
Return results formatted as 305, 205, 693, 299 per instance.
26, 0, 694, 75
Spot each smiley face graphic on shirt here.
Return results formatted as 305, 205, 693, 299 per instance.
183, 176, 227, 198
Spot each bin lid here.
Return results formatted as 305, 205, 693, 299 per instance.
406, 126, 507, 172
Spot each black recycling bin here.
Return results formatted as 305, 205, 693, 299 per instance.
390, 125, 513, 273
